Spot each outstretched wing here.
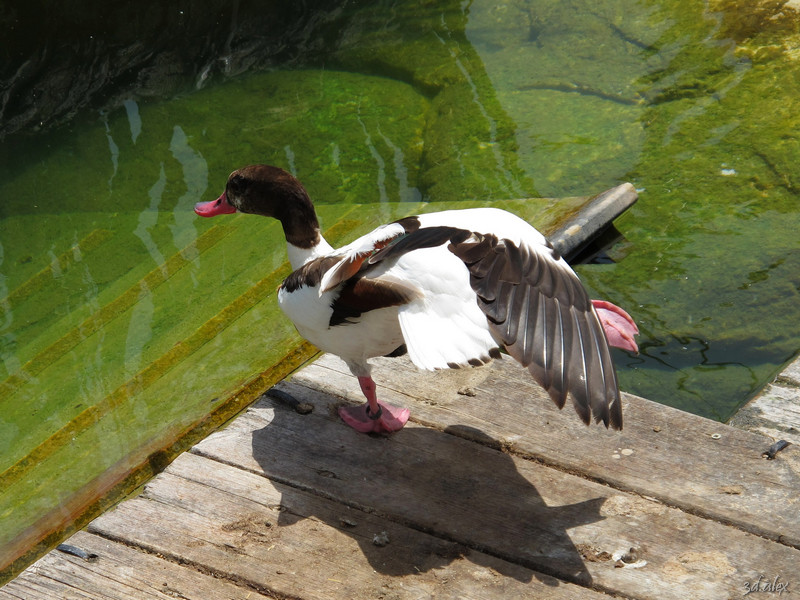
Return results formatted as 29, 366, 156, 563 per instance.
448, 231, 622, 430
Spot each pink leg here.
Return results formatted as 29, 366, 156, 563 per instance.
338, 376, 410, 433
592, 300, 640, 353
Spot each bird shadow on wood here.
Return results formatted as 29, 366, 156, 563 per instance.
250, 391, 607, 587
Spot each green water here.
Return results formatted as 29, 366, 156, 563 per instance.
1, 0, 800, 579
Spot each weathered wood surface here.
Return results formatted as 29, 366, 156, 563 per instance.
3, 353, 799, 599
90, 453, 604, 600
730, 354, 800, 445
2, 457, 607, 600
0, 529, 276, 600
301, 354, 800, 549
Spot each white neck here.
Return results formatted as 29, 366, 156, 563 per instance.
287, 235, 335, 270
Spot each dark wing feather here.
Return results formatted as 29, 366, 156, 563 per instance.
329, 275, 421, 326
449, 232, 622, 430
368, 225, 469, 264
281, 256, 340, 292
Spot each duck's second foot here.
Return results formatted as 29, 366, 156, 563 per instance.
338, 401, 410, 433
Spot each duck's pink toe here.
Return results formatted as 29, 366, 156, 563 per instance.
592, 299, 639, 353
338, 401, 410, 433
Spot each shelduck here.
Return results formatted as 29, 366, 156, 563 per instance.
195, 165, 639, 433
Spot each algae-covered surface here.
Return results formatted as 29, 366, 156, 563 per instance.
1, 0, 800, 581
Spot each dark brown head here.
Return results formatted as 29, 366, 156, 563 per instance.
195, 165, 322, 249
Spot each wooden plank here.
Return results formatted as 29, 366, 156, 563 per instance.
729, 354, 800, 445
190, 377, 800, 600
783, 356, 800, 383
0, 530, 276, 600
298, 354, 800, 549
86, 453, 605, 600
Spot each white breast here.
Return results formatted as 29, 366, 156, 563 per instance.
277, 284, 406, 364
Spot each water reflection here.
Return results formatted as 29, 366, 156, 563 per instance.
466, 0, 655, 197
123, 100, 142, 144
169, 125, 207, 260
377, 127, 421, 204
0, 241, 21, 378
356, 113, 390, 204
136, 165, 169, 273
124, 282, 154, 378
102, 115, 121, 190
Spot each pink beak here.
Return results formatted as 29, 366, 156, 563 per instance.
194, 192, 237, 217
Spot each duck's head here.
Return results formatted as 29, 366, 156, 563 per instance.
195, 165, 311, 218
195, 165, 321, 248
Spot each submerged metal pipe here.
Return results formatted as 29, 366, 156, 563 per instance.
549, 183, 638, 263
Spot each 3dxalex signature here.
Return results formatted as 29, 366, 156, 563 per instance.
743, 575, 790, 596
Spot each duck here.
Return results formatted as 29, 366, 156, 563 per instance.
195, 165, 639, 434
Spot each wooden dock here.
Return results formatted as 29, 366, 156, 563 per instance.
2, 353, 799, 599
730, 355, 800, 446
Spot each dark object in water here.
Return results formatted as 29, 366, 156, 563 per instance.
548, 183, 638, 263
762, 439, 791, 460
56, 543, 98, 562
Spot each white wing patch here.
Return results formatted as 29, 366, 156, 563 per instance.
382, 247, 498, 370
